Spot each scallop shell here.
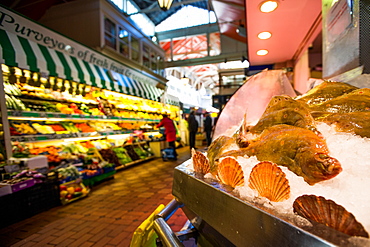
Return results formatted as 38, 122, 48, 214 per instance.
248, 161, 290, 202
293, 195, 369, 238
191, 149, 210, 174
216, 157, 244, 188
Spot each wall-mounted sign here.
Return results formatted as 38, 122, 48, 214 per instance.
0, 6, 159, 87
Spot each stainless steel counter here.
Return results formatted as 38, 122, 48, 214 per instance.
172, 162, 363, 247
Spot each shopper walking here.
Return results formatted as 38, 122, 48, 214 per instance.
157, 114, 178, 158
203, 112, 213, 146
188, 111, 199, 150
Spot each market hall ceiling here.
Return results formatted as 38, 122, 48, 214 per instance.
1, 0, 322, 66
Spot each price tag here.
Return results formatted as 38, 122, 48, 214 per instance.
50, 113, 59, 118
61, 134, 69, 139
50, 134, 58, 139
26, 136, 37, 142
39, 112, 47, 118
18, 136, 26, 142
11, 137, 19, 142
12, 111, 22, 117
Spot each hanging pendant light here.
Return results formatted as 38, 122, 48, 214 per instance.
158, 0, 173, 11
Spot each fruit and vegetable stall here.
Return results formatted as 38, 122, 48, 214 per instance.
0, 63, 180, 228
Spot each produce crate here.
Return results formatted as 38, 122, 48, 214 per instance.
0, 178, 36, 195
0, 177, 60, 228
23, 178, 60, 215
82, 170, 116, 187
10, 178, 36, 193
60, 179, 89, 205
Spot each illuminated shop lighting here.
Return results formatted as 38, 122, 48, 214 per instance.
260, 1, 279, 13
258, 31, 272, 40
257, 49, 269, 56
157, 0, 173, 11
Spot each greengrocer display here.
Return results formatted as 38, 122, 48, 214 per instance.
1, 64, 179, 143
0, 62, 180, 220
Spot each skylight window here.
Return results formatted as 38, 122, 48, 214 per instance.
155, 6, 217, 32
109, 0, 137, 14
130, 14, 155, 37
110, 0, 123, 10
126, 0, 139, 15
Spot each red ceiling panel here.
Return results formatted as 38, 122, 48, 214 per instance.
212, 0, 247, 43
212, 0, 322, 66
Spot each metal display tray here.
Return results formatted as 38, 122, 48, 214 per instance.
172, 162, 366, 247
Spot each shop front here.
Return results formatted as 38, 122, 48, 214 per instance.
0, 5, 181, 220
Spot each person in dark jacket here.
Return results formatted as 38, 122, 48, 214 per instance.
203, 112, 213, 146
188, 111, 199, 150
157, 114, 177, 157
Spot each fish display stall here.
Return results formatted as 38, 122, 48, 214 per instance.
163, 71, 370, 246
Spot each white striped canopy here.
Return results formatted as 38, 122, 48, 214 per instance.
0, 29, 164, 102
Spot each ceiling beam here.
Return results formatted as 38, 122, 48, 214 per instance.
164, 52, 248, 68
130, 0, 206, 15
156, 23, 219, 40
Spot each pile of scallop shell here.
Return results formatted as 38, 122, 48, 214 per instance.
191, 149, 369, 238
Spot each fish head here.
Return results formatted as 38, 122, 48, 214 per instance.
302, 153, 343, 185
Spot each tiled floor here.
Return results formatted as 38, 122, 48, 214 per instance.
0, 146, 195, 247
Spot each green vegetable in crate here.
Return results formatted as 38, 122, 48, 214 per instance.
119, 156, 132, 164
4, 82, 21, 95
12, 142, 30, 158
134, 147, 148, 159
6, 95, 27, 110
62, 143, 80, 154
112, 147, 126, 154
80, 104, 91, 115
73, 192, 83, 197
43, 102, 58, 112
57, 165, 81, 180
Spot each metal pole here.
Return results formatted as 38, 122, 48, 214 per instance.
153, 218, 184, 247
0, 65, 13, 161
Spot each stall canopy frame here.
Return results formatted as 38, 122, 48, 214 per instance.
0, 29, 164, 102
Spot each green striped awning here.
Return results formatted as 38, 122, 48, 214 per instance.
0, 29, 164, 103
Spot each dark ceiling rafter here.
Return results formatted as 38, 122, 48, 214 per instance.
131, 0, 209, 14
129, 0, 211, 25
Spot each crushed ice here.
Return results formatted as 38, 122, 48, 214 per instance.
187, 122, 370, 240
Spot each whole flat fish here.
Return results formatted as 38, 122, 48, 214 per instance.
219, 125, 342, 185
235, 96, 319, 148
296, 81, 358, 106
308, 88, 370, 113
316, 111, 370, 138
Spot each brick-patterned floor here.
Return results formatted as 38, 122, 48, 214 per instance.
0, 146, 194, 247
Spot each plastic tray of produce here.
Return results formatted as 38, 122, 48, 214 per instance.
0, 178, 36, 194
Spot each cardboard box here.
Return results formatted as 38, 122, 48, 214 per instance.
9, 156, 48, 169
